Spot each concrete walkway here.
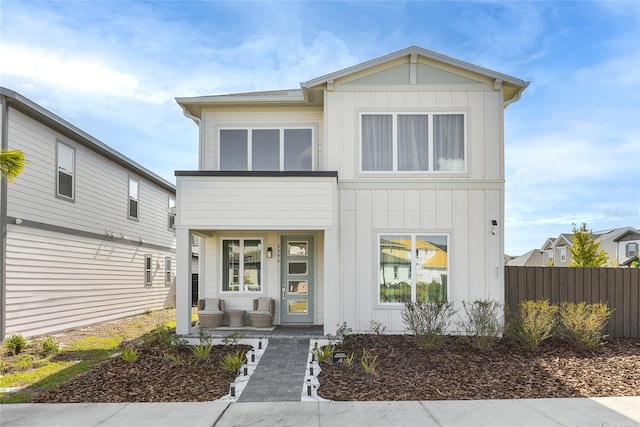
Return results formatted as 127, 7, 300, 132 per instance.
238, 338, 310, 402
2, 397, 639, 426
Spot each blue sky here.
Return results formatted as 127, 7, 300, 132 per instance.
1, 1, 638, 255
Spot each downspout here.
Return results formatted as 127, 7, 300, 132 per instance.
1, 95, 9, 340
180, 107, 203, 170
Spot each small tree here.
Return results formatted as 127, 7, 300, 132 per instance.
0, 149, 27, 182
568, 223, 608, 267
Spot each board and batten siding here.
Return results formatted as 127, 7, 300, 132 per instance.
6, 108, 175, 248
200, 107, 324, 171
323, 87, 503, 182
5, 225, 174, 337
337, 182, 503, 333
177, 175, 337, 230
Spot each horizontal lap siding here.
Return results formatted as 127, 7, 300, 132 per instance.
7, 108, 175, 248
5, 226, 174, 337
504, 266, 640, 338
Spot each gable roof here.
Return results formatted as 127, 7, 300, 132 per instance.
302, 46, 528, 104
176, 46, 528, 117
1, 87, 175, 193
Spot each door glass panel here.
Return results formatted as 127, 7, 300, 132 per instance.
288, 280, 308, 295
288, 300, 308, 314
288, 242, 307, 256
252, 129, 280, 171
284, 129, 312, 171
288, 261, 307, 275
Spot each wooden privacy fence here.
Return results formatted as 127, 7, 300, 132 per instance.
504, 266, 640, 338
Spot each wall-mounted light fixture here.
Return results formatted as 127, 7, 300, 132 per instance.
491, 220, 498, 235
267, 247, 273, 258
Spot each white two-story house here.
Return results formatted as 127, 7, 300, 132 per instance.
174, 46, 528, 335
1, 88, 177, 339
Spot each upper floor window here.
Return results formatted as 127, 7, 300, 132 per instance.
56, 141, 75, 200
128, 177, 139, 220
219, 128, 313, 171
627, 242, 638, 258
361, 113, 465, 172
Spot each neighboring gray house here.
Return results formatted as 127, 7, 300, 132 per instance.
0, 87, 177, 339
520, 226, 640, 267
173, 46, 528, 335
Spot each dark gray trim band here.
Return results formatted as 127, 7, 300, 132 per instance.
175, 170, 339, 178
3, 216, 175, 253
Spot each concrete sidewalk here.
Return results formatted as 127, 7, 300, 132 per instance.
2, 397, 639, 427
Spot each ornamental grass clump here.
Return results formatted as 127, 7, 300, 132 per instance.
556, 302, 612, 350
360, 348, 378, 375
457, 300, 503, 351
120, 346, 139, 363
401, 301, 457, 351
220, 351, 246, 374
506, 300, 557, 352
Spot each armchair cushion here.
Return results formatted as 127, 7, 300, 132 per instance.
198, 298, 224, 313
256, 297, 272, 312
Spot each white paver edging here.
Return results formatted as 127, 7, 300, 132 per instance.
302, 338, 333, 402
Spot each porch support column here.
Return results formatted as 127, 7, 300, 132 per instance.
323, 227, 339, 336
175, 227, 192, 335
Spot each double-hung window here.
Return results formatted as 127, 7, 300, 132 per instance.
128, 177, 139, 220
222, 238, 262, 292
627, 242, 638, 258
361, 113, 465, 172
165, 257, 172, 285
145, 254, 152, 286
378, 233, 448, 304
219, 128, 313, 171
56, 141, 75, 200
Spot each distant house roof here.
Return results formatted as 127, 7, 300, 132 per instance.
0, 87, 175, 194
176, 45, 528, 118
507, 249, 543, 267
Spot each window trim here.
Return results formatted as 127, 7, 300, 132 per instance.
359, 112, 467, 174
377, 232, 450, 306
165, 256, 172, 286
128, 176, 139, 221
220, 237, 264, 293
144, 254, 152, 286
55, 140, 76, 202
218, 126, 315, 171
168, 196, 176, 231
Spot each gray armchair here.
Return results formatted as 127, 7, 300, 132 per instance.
248, 298, 275, 328
198, 298, 225, 328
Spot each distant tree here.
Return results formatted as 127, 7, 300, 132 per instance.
568, 223, 608, 267
0, 149, 27, 183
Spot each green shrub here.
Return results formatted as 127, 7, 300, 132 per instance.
556, 302, 612, 350
4, 334, 27, 355
10, 354, 35, 370
220, 351, 246, 374
457, 300, 503, 351
506, 300, 557, 352
120, 346, 139, 363
401, 300, 457, 351
222, 332, 244, 346
312, 344, 335, 364
146, 324, 183, 347
41, 337, 60, 356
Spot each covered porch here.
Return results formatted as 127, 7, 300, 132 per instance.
174, 171, 339, 337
